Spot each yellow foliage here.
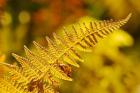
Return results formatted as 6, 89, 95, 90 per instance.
61, 28, 140, 93
0, 14, 132, 93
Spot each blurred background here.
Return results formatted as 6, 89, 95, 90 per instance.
0, 0, 140, 93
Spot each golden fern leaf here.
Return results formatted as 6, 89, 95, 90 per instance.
0, 14, 131, 93
24, 46, 69, 84
24, 46, 49, 73
12, 53, 42, 81
33, 13, 131, 67
50, 64, 72, 81
0, 78, 29, 93
0, 64, 53, 93
0, 65, 30, 93
16, 14, 131, 82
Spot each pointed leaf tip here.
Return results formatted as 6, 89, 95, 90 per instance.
24, 45, 32, 56
33, 41, 38, 45
125, 13, 132, 22
12, 53, 21, 61
12, 53, 17, 57
46, 36, 53, 44
23, 45, 27, 48
24, 45, 30, 51
0, 62, 16, 68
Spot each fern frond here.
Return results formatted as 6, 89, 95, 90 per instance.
12, 53, 42, 81
16, 14, 131, 81
35, 13, 131, 67
0, 78, 29, 93
0, 66, 31, 93
24, 46, 49, 73
50, 64, 73, 81
1, 14, 131, 93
